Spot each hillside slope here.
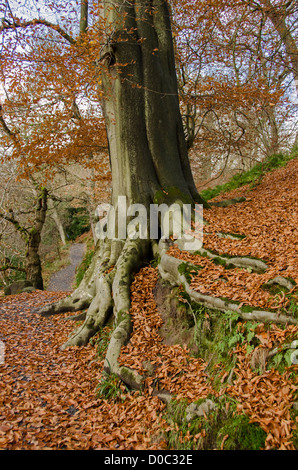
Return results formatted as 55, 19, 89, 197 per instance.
171, 157, 298, 310
119, 157, 298, 450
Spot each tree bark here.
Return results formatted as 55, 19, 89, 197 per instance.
80, 0, 88, 34
0, 186, 47, 289
100, 0, 206, 210
25, 187, 48, 290
48, 198, 66, 246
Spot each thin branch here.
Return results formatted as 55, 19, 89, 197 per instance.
0, 104, 19, 145
0, 210, 29, 240
0, 18, 76, 45
0, 264, 26, 273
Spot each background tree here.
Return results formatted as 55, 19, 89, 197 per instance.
172, 0, 297, 185
0, 171, 47, 290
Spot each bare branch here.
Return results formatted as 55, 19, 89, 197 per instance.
0, 263, 26, 273
0, 209, 29, 240
0, 18, 76, 45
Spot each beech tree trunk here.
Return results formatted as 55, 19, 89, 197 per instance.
100, 0, 206, 211
0, 186, 47, 290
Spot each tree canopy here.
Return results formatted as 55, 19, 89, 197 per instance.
0, 0, 297, 181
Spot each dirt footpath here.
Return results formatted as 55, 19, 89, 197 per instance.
47, 243, 86, 292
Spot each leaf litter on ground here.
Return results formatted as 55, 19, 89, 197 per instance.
0, 159, 298, 450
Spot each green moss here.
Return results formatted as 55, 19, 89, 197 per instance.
150, 254, 161, 268
153, 186, 193, 206
115, 309, 130, 325
119, 366, 143, 390
91, 326, 113, 360
218, 232, 246, 240
75, 248, 94, 286
178, 262, 203, 283
165, 399, 199, 450
201, 151, 297, 201
212, 257, 227, 267
262, 283, 288, 296
0, 255, 26, 289
285, 277, 297, 285
164, 395, 266, 450
180, 302, 266, 384
194, 249, 268, 273
217, 413, 267, 450
220, 297, 241, 305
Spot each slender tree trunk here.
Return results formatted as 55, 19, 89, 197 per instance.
48, 198, 66, 245
25, 187, 47, 290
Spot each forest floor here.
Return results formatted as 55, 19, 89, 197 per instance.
0, 159, 297, 450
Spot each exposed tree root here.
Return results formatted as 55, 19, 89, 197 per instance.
50, 237, 151, 389
38, 288, 92, 317
263, 276, 296, 291
38, 239, 122, 317
36, 234, 150, 387
158, 243, 298, 326
196, 247, 268, 273
37, 228, 297, 394
209, 196, 246, 207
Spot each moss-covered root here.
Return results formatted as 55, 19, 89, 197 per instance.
197, 247, 268, 273
38, 239, 120, 317
158, 249, 298, 326
104, 315, 144, 390
37, 240, 105, 316
104, 238, 150, 390
60, 273, 114, 350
